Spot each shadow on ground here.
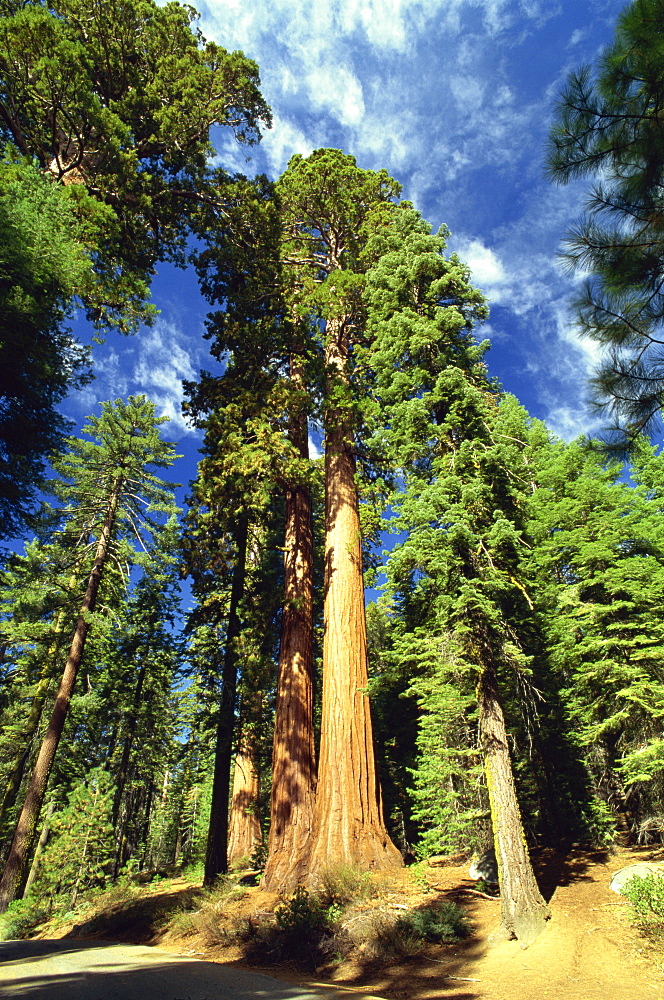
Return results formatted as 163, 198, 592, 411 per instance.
0, 938, 356, 1000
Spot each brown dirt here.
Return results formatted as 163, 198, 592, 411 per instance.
37, 845, 664, 1000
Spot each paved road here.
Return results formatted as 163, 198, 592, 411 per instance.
0, 939, 383, 999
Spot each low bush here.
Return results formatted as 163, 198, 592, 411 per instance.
317, 864, 372, 907
0, 896, 51, 940
372, 899, 468, 958
622, 872, 664, 944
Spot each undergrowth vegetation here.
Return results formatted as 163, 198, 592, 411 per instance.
0, 860, 469, 974
623, 874, 664, 947
165, 863, 469, 970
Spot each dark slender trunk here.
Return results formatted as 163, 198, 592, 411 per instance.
307, 316, 402, 876
263, 357, 316, 891
112, 628, 154, 828
0, 485, 121, 913
0, 557, 87, 832
203, 511, 249, 887
477, 661, 550, 946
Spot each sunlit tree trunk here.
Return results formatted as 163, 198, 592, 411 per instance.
0, 485, 121, 913
307, 317, 402, 876
263, 360, 316, 890
478, 661, 550, 946
228, 748, 262, 868
22, 800, 54, 898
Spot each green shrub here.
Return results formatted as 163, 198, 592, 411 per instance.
0, 896, 51, 940
397, 898, 468, 942
374, 899, 469, 957
622, 873, 664, 921
275, 886, 333, 936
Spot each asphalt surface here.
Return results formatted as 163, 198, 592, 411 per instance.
0, 939, 382, 999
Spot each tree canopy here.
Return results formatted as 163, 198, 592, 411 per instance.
547, 0, 664, 448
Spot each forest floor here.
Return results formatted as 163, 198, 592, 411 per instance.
31, 843, 664, 1000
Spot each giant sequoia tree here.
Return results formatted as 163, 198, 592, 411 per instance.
275, 149, 403, 878
0, 396, 178, 911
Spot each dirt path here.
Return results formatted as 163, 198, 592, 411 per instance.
39, 846, 664, 1000
299, 847, 664, 1000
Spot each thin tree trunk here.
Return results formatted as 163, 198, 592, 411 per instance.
307, 316, 402, 876
227, 748, 262, 868
112, 625, 156, 875
263, 358, 316, 891
112, 631, 153, 827
0, 556, 87, 832
203, 511, 249, 887
0, 484, 121, 913
477, 661, 550, 946
22, 800, 55, 898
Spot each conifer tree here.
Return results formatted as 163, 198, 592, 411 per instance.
546, 0, 664, 446
189, 175, 320, 888
275, 148, 404, 878
0, 156, 92, 536
0, 0, 271, 332
365, 206, 549, 944
0, 0, 270, 529
526, 434, 664, 839
0, 396, 178, 911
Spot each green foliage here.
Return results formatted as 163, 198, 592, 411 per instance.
0, 0, 270, 331
0, 154, 92, 536
622, 872, 664, 946
546, 0, 664, 447
36, 770, 115, 903
623, 873, 664, 920
0, 895, 50, 940
526, 434, 664, 837
392, 899, 468, 946
275, 885, 335, 936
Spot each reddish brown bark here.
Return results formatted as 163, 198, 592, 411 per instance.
0, 486, 120, 913
228, 749, 262, 868
478, 662, 550, 946
307, 317, 402, 876
262, 359, 316, 891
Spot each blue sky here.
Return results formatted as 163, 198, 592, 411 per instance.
65, 0, 629, 488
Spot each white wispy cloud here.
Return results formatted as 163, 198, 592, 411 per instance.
70, 319, 205, 439
181, 0, 626, 441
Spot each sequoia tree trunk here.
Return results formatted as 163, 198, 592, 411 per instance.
227, 748, 262, 868
262, 358, 316, 891
477, 661, 550, 946
307, 316, 402, 876
203, 511, 249, 887
0, 485, 121, 913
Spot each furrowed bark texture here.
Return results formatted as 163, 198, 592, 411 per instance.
478, 663, 550, 946
0, 487, 120, 913
263, 371, 316, 891
307, 317, 402, 877
228, 748, 262, 868
204, 512, 249, 887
